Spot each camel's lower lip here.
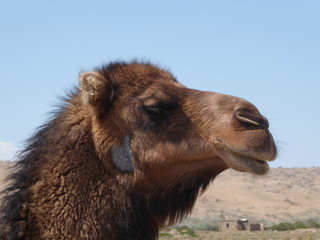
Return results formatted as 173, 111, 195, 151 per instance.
215, 148, 269, 175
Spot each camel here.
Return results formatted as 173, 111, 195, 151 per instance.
0, 61, 277, 239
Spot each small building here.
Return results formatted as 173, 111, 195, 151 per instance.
219, 220, 238, 232
219, 219, 264, 232
250, 222, 264, 231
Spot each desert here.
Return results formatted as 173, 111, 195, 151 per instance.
190, 166, 320, 225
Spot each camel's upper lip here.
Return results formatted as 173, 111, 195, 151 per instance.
213, 139, 271, 175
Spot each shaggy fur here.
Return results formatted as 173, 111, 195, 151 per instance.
0, 61, 277, 239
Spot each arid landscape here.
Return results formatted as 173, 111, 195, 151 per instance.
166, 166, 320, 239
189, 166, 320, 225
1, 161, 319, 239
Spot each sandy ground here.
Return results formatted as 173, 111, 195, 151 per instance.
0, 161, 319, 226
161, 229, 320, 240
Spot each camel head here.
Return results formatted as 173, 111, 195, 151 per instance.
80, 62, 277, 186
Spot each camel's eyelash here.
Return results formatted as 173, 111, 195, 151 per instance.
143, 102, 177, 117
143, 105, 165, 116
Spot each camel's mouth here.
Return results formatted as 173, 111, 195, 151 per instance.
214, 140, 271, 175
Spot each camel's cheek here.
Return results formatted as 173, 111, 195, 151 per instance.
110, 136, 135, 173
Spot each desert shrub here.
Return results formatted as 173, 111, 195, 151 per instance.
177, 218, 220, 231
202, 223, 219, 231
267, 219, 320, 231
176, 226, 198, 237
159, 232, 174, 238
293, 221, 307, 229
306, 219, 320, 228
160, 226, 199, 239
268, 222, 294, 231
191, 221, 219, 231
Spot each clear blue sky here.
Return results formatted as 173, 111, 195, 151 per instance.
0, 1, 319, 168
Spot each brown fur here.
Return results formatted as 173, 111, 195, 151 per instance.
0, 61, 277, 239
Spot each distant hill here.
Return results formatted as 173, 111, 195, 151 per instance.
188, 167, 320, 225
0, 161, 319, 225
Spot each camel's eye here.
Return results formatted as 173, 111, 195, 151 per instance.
144, 105, 164, 116
141, 101, 177, 128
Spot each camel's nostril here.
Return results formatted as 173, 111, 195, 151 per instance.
235, 111, 269, 129
236, 113, 260, 127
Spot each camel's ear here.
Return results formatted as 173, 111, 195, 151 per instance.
80, 72, 111, 107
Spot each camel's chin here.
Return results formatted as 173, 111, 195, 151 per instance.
216, 149, 269, 175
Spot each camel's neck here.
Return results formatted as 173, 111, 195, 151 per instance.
118, 171, 218, 240
0, 102, 156, 239
139, 171, 219, 230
